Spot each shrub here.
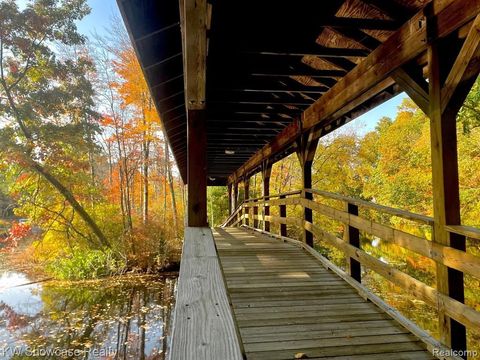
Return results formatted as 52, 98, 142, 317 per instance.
125, 220, 181, 271
45, 248, 126, 280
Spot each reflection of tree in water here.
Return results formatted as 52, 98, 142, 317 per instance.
0, 275, 176, 359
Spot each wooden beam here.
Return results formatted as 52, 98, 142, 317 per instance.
215, 87, 327, 95
182, 0, 207, 108
359, 0, 413, 21
329, 26, 431, 114
326, 16, 401, 30
251, 70, 346, 78
441, 14, 480, 113
241, 46, 369, 58
210, 77, 331, 93
392, 67, 430, 114
228, 0, 480, 185
209, 91, 316, 105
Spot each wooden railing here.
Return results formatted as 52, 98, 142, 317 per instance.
222, 189, 480, 351
170, 227, 243, 360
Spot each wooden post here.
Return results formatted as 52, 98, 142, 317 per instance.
262, 162, 272, 232
233, 182, 239, 210
233, 182, 239, 224
187, 109, 207, 227
296, 129, 319, 247
303, 162, 314, 247
253, 200, 258, 229
279, 194, 287, 237
426, 13, 480, 352
228, 183, 232, 216
244, 178, 250, 226
345, 202, 361, 282
182, 0, 208, 228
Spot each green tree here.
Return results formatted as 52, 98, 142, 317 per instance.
0, 0, 109, 247
458, 76, 480, 133
360, 99, 432, 216
207, 186, 229, 227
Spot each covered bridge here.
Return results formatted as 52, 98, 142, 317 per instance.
117, 0, 480, 359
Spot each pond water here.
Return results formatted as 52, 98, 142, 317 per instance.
0, 271, 177, 359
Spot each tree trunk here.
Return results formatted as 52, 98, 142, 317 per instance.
142, 138, 150, 225
166, 144, 178, 238
1, 82, 109, 248
28, 159, 110, 248
114, 125, 128, 231
120, 126, 133, 231
163, 141, 168, 227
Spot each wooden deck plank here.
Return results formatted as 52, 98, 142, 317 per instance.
239, 319, 405, 335
246, 342, 428, 360
213, 227, 436, 360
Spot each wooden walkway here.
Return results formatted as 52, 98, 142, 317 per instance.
213, 227, 436, 360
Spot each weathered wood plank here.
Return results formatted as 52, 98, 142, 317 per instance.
308, 352, 435, 360
446, 224, 480, 241
239, 319, 401, 334
170, 227, 243, 360
233, 296, 365, 308
236, 313, 393, 328
243, 329, 415, 346
246, 341, 427, 360
244, 333, 419, 353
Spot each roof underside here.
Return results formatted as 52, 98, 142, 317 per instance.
118, 0, 429, 185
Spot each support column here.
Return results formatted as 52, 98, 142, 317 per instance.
426, 15, 480, 351
182, 0, 208, 228
253, 200, 258, 229
262, 162, 272, 232
279, 194, 287, 237
345, 203, 361, 282
228, 183, 233, 216
296, 129, 319, 247
243, 178, 250, 226
187, 109, 207, 227
233, 182, 239, 210
429, 45, 466, 352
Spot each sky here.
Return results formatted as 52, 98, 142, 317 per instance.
77, 0, 121, 37
75, 0, 406, 138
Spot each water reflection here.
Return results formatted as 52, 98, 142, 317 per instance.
0, 272, 176, 359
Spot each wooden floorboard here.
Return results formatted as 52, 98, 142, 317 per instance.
213, 227, 436, 360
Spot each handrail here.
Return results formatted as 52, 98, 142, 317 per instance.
170, 227, 243, 360
242, 225, 464, 360
244, 189, 302, 203
304, 188, 434, 225
221, 201, 244, 227
446, 224, 480, 241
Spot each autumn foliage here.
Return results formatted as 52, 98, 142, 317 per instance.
0, 222, 31, 253
0, 2, 183, 278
